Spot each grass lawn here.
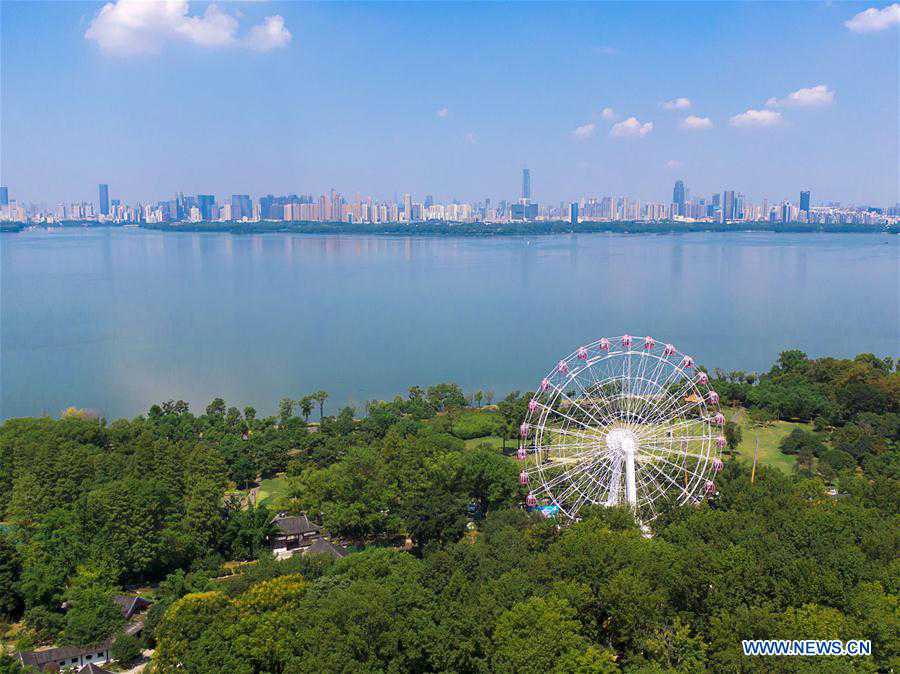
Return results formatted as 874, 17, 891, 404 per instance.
257, 476, 291, 505
728, 408, 811, 474
464, 435, 509, 451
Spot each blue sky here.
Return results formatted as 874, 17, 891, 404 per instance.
1, 1, 898, 206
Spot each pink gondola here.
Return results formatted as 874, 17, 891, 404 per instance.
540, 378, 550, 392
704, 480, 717, 495
525, 493, 538, 507
519, 471, 529, 485
622, 334, 632, 347
528, 398, 539, 413
577, 346, 588, 361
644, 336, 655, 350
517, 447, 527, 461
716, 435, 726, 449
713, 413, 725, 426
557, 360, 569, 375
663, 343, 676, 356
599, 337, 611, 351
681, 355, 694, 369
696, 371, 709, 386
519, 422, 529, 438
712, 457, 724, 473
708, 390, 720, 405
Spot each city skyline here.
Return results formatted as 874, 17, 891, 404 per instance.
2, 171, 895, 227
1, 2, 898, 205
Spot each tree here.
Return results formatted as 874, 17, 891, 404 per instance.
475, 390, 484, 407
0, 534, 22, 619
299, 396, 314, 422
61, 567, 124, 648
112, 630, 142, 666
278, 397, 294, 424
723, 421, 742, 454
313, 391, 329, 421
491, 596, 592, 674
205, 398, 226, 418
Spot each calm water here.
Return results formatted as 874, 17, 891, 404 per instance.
2, 228, 898, 420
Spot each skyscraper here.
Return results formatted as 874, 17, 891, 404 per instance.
672, 180, 685, 215
98, 184, 109, 216
722, 190, 735, 221
198, 195, 216, 221
800, 190, 810, 212
231, 194, 251, 220
569, 202, 579, 225
672, 180, 685, 206
522, 168, 531, 202
0, 186, 8, 206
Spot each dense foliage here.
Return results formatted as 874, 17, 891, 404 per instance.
0, 352, 897, 672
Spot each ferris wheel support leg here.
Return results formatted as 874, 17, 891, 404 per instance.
624, 437, 637, 508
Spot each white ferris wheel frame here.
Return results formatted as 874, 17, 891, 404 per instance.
520, 334, 724, 521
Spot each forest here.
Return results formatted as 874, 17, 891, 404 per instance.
0, 350, 897, 673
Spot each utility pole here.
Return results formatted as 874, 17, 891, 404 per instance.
751, 432, 759, 484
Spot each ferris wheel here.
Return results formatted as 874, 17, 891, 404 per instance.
518, 335, 725, 521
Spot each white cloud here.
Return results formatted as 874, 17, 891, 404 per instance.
661, 97, 692, 110
600, 107, 617, 120
729, 109, 783, 128
845, 3, 900, 32
594, 45, 619, 55
572, 123, 597, 140
680, 115, 713, 130
245, 15, 291, 52
610, 117, 653, 138
766, 84, 835, 108
665, 159, 683, 169
85, 0, 291, 56
436, 107, 449, 118
465, 132, 477, 145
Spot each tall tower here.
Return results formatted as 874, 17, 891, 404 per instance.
522, 168, 531, 203
99, 184, 109, 216
672, 180, 685, 215
799, 190, 810, 212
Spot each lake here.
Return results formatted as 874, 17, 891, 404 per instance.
2, 228, 897, 420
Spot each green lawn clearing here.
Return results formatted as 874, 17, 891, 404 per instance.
257, 476, 291, 506
728, 408, 811, 474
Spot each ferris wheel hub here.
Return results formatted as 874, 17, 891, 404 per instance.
605, 428, 638, 455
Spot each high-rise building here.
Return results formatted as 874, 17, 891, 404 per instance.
722, 190, 735, 221
98, 184, 109, 216
522, 168, 531, 202
569, 202, 579, 225
0, 186, 8, 206
800, 190, 810, 212
672, 180, 685, 214
198, 195, 215, 221
230, 194, 251, 220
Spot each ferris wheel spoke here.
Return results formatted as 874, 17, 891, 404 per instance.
637, 458, 691, 502
535, 401, 600, 435
536, 424, 604, 445
641, 445, 712, 463
640, 416, 712, 445
540, 387, 609, 432
567, 459, 615, 515
641, 451, 708, 492
537, 454, 608, 493
633, 464, 668, 510
564, 369, 620, 429
639, 376, 703, 430
632, 364, 690, 425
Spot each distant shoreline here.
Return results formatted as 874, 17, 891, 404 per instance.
3, 219, 895, 236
